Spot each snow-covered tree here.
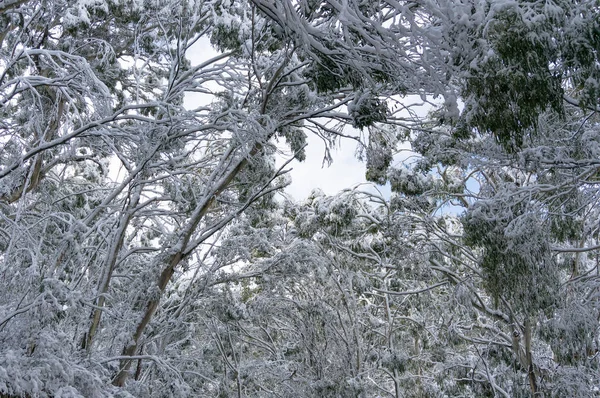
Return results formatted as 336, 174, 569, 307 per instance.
1, 0, 600, 396
0, 0, 438, 395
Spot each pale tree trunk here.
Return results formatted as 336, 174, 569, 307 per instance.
383, 281, 401, 398
111, 37, 298, 385
524, 318, 538, 396
112, 150, 250, 386
512, 318, 538, 396
82, 183, 142, 351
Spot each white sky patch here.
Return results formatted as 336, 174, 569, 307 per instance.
280, 132, 391, 200
184, 38, 428, 202
184, 38, 380, 201
184, 37, 221, 110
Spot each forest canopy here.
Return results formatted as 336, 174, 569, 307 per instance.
0, 0, 599, 396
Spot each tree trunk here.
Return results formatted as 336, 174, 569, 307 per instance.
82, 185, 141, 351
524, 318, 538, 396
112, 151, 250, 386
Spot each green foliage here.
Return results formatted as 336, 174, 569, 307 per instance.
560, 3, 600, 108
452, 0, 600, 150
365, 127, 394, 184
349, 91, 388, 130
460, 6, 564, 150
211, 24, 243, 53
278, 126, 307, 161
389, 167, 431, 196
304, 53, 359, 93
540, 300, 599, 366
463, 200, 560, 315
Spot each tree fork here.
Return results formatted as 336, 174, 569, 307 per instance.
112, 149, 255, 386
81, 207, 136, 351
112, 38, 290, 385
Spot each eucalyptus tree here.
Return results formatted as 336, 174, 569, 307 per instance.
382, 0, 600, 395
202, 0, 600, 395
0, 0, 446, 396
204, 184, 529, 397
194, 187, 447, 397
2, 0, 597, 396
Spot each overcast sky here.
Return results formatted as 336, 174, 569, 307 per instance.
184, 38, 394, 202
278, 132, 393, 200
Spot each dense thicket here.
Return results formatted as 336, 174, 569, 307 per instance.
0, 0, 599, 396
